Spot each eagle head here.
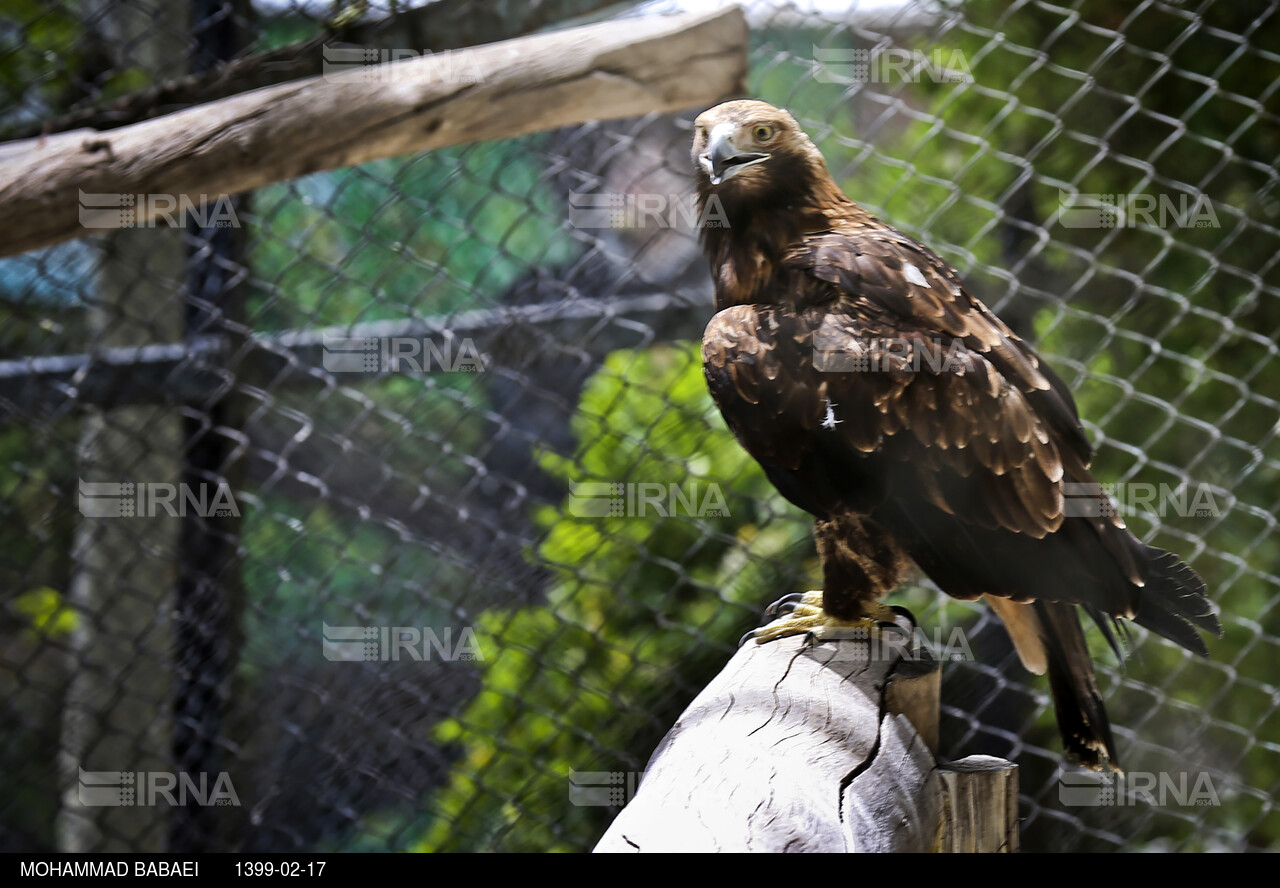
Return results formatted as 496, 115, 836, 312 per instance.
691, 100, 827, 194
691, 100, 854, 305
691, 99, 848, 241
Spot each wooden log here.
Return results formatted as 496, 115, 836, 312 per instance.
933, 755, 1020, 852
0, 7, 747, 259
594, 618, 943, 853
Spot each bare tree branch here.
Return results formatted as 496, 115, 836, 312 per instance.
0, 7, 747, 259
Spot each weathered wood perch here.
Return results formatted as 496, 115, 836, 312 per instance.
594, 615, 1018, 852
0, 6, 747, 259
934, 755, 1020, 852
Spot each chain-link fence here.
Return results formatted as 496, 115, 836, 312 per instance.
1, 0, 1276, 853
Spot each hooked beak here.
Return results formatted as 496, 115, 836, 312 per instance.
699, 129, 770, 186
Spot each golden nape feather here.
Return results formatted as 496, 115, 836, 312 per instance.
691, 99, 1221, 772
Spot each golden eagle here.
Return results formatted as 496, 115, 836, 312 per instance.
692, 99, 1220, 771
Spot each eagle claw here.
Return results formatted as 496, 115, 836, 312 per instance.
763, 591, 808, 618
745, 591, 904, 645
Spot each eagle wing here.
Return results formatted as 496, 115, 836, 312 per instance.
795, 225, 1102, 530
797, 227, 1093, 467
703, 220, 1216, 651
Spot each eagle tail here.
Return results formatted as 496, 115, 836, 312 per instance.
986, 596, 1121, 771
1035, 600, 1121, 773
1131, 543, 1222, 657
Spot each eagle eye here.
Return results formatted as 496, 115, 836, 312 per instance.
753, 124, 775, 142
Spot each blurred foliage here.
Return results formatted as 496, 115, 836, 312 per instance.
0, 0, 115, 137
229, 85, 583, 855
11, 587, 77, 640
246, 143, 576, 331
417, 344, 814, 851
239, 495, 458, 679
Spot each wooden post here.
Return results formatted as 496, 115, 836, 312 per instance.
934, 756, 1020, 852
594, 617, 942, 852
56, 0, 188, 853
594, 610, 1019, 853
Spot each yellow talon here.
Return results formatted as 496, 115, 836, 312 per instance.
748, 591, 900, 644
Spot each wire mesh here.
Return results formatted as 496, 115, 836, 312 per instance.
0, 0, 1277, 852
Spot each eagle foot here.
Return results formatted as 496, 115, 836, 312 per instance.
742, 590, 908, 646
